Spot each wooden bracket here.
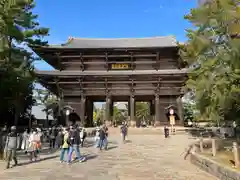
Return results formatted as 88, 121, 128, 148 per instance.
56, 52, 62, 70
130, 52, 134, 70
105, 52, 109, 71
80, 53, 84, 71
155, 51, 160, 70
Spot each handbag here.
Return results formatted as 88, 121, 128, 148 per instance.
36, 142, 41, 149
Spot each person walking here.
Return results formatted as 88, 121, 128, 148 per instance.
99, 127, 106, 151
28, 129, 39, 161
67, 126, 85, 164
49, 127, 57, 149
102, 125, 108, 150
21, 129, 29, 153
56, 130, 64, 149
59, 127, 69, 163
95, 127, 100, 148
80, 128, 87, 147
5, 126, 18, 169
120, 123, 128, 142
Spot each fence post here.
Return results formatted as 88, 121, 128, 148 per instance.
199, 138, 204, 152
212, 138, 217, 157
233, 142, 239, 168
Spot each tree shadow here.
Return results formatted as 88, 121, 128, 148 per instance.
17, 155, 58, 166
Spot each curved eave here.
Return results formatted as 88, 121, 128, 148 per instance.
30, 44, 179, 51
35, 69, 188, 77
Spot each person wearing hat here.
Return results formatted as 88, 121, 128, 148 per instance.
5, 126, 18, 169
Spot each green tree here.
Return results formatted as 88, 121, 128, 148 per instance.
180, 0, 240, 124
136, 102, 150, 125
35, 89, 58, 127
183, 102, 195, 122
113, 106, 126, 125
0, 0, 49, 125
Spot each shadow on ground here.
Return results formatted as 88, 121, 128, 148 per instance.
107, 146, 118, 151
17, 148, 58, 159
83, 140, 96, 148
124, 140, 132, 143
70, 154, 98, 164
17, 155, 58, 167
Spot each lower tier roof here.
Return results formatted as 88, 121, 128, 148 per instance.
35, 69, 188, 77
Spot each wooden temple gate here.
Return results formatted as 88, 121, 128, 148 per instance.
32, 36, 187, 126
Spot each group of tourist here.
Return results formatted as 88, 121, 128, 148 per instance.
3, 126, 43, 169
1, 121, 129, 169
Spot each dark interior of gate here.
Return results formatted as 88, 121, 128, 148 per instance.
33, 36, 187, 127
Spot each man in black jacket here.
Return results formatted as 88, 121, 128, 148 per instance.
99, 128, 106, 151
67, 126, 85, 163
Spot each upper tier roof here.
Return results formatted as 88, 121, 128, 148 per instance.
42, 36, 178, 49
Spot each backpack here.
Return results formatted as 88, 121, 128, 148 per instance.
68, 130, 77, 145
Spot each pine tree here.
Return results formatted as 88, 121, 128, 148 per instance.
0, 0, 49, 125
180, 0, 240, 124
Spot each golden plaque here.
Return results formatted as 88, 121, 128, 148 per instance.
111, 63, 129, 69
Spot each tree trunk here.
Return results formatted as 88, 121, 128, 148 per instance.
14, 107, 20, 126
45, 113, 49, 128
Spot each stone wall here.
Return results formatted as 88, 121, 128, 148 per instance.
190, 153, 240, 180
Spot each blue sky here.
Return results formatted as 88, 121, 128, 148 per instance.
33, 0, 197, 70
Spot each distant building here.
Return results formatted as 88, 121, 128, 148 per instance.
31, 105, 55, 126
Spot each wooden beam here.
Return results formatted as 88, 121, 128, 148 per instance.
63, 90, 182, 96
61, 61, 156, 65
56, 54, 157, 59
46, 80, 185, 85
62, 87, 182, 91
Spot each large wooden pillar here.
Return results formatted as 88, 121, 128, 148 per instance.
130, 95, 136, 127
80, 94, 86, 126
86, 98, 93, 127
154, 94, 161, 126
105, 95, 111, 126
177, 96, 184, 125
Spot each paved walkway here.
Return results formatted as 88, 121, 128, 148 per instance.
0, 134, 217, 180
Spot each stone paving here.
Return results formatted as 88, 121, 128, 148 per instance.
0, 134, 218, 180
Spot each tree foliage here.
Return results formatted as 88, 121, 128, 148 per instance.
135, 102, 150, 125
183, 102, 195, 122
0, 0, 49, 126
180, 0, 240, 124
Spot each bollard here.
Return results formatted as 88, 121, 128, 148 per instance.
164, 126, 169, 138
212, 138, 216, 157
233, 142, 240, 168
199, 138, 204, 152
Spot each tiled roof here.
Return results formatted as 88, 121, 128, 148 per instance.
47, 36, 178, 49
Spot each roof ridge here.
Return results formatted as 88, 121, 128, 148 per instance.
67, 36, 176, 41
